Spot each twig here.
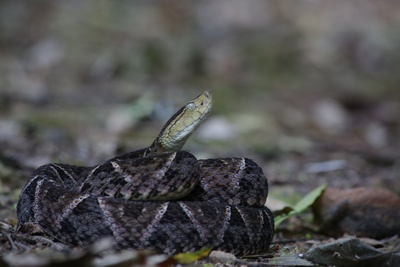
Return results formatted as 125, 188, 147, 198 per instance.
6, 233, 17, 250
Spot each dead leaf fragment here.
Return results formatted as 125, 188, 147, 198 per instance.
173, 247, 211, 264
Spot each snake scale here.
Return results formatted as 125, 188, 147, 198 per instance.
16, 91, 274, 256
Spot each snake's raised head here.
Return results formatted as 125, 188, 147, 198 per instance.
146, 91, 212, 155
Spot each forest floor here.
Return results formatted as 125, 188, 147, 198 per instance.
1, 89, 399, 267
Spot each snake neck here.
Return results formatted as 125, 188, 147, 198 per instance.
145, 91, 212, 156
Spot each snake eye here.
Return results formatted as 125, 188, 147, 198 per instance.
187, 103, 196, 110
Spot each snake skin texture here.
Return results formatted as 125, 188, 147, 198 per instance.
17, 149, 274, 256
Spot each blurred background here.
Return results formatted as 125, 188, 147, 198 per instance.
0, 1, 400, 207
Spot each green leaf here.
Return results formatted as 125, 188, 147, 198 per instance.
273, 184, 326, 228
293, 184, 326, 213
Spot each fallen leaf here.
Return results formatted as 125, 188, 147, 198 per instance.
304, 236, 400, 267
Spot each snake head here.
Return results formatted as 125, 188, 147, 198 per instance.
147, 91, 213, 155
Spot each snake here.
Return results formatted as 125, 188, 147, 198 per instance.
16, 91, 274, 256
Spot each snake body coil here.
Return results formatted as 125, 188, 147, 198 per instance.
16, 91, 274, 256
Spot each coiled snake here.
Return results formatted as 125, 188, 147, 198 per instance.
16, 91, 274, 256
